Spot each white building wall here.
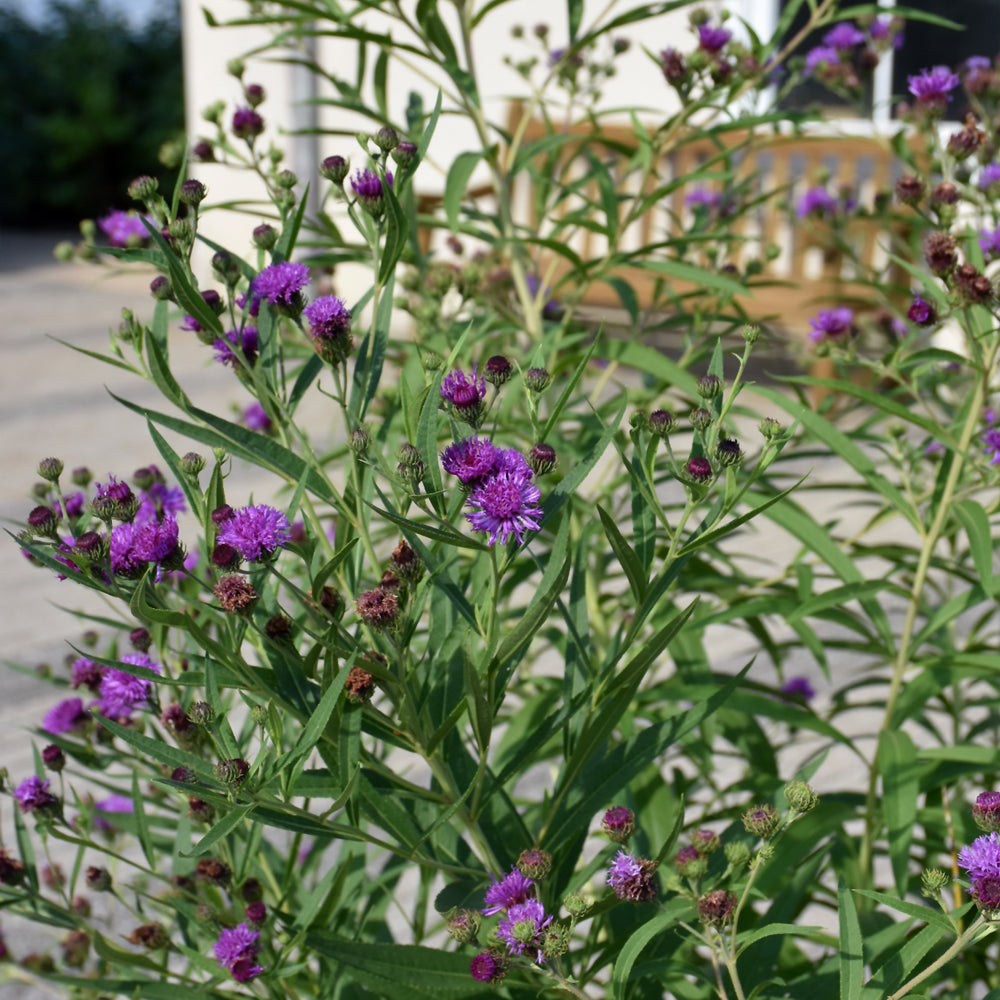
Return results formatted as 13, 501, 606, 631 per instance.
180, 0, 707, 286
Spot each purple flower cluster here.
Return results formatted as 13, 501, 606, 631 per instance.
482, 867, 534, 916
441, 366, 488, 426
908, 66, 960, 108
808, 307, 855, 343
252, 262, 310, 305
213, 922, 264, 982
823, 23, 865, 50
607, 849, 659, 902
442, 439, 543, 546
959, 832, 1000, 910
213, 325, 258, 368
13, 776, 56, 814
981, 428, 1000, 465
980, 163, 1000, 191
98, 210, 151, 248
475, 866, 552, 966
697, 24, 731, 55
907, 295, 936, 326
42, 698, 89, 735
215, 504, 292, 562
796, 186, 838, 218
98, 653, 162, 720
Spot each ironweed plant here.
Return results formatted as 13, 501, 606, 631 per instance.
9, 1, 1000, 997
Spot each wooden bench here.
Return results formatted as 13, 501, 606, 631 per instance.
419, 102, 909, 339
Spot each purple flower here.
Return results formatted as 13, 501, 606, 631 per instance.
244, 402, 272, 432
686, 187, 722, 210
441, 437, 501, 484
214, 922, 263, 981
216, 504, 292, 562
959, 832, 1000, 909
804, 45, 841, 74
607, 849, 659, 901
979, 164, 1000, 191
137, 482, 186, 523
98, 653, 161, 719
236, 291, 262, 318
822, 23, 865, 50
42, 698, 88, 735
232, 107, 264, 140
908, 66, 960, 107
132, 516, 180, 565
213, 326, 258, 368
251, 262, 310, 305
982, 428, 1000, 465
907, 295, 936, 325
494, 899, 552, 960
980, 227, 1000, 260
797, 186, 838, 218
58, 492, 85, 519
13, 776, 56, 814
109, 521, 142, 576
466, 467, 543, 547
441, 366, 488, 425
808, 307, 855, 343
780, 676, 816, 702
303, 296, 351, 340
350, 168, 392, 200
697, 24, 731, 54
482, 867, 535, 916
470, 952, 506, 983
71, 657, 104, 692
98, 210, 151, 248
868, 17, 891, 41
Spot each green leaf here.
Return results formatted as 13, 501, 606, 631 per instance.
852, 890, 953, 933
131, 770, 155, 869
305, 936, 480, 996
96, 714, 217, 782
638, 257, 747, 295
611, 901, 689, 998
379, 184, 409, 285
598, 504, 647, 602
443, 151, 482, 232
838, 877, 864, 1000
735, 922, 826, 956
567, 0, 583, 41
878, 730, 919, 896
187, 803, 256, 857
276, 182, 310, 262
954, 499, 996, 595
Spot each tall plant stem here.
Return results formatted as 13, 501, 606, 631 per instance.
858, 339, 999, 888
887, 915, 991, 1000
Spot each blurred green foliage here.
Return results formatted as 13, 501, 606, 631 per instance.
0, 0, 183, 226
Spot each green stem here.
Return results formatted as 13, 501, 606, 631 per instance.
887, 916, 991, 1000
858, 338, 998, 886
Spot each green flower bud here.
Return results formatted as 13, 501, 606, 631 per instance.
783, 780, 818, 814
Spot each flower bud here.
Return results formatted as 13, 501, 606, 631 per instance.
243, 83, 266, 107
563, 891, 591, 918
921, 867, 951, 897
783, 780, 818, 814
696, 374, 722, 399
742, 803, 780, 838
251, 223, 278, 251
85, 866, 112, 891
690, 407, 713, 431
691, 828, 721, 854
61, 930, 90, 967
391, 141, 418, 168
974, 791, 1000, 832
187, 798, 213, 823
215, 758, 250, 788
373, 126, 400, 152
179, 179, 207, 207
742, 323, 760, 344
71, 466, 92, 487
540, 921, 572, 960
697, 889, 736, 925
27, 505, 59, 537
685, 456, 713, 483
446, 908, 481, 944
528, 442, 557, 476
648, 410, 674, 436
601, 805, 635, 843
150, 274, 172, 301
391, 539, 424, 584
674, 845, 707, 878
716, 438, 742, 467
188, 701, 214, 726
895, 174, 924, 205
759, 417, 782, 440
524, 367, 552, 393
37, 457, 63, 482
41, 744, 65, 773
320, 155, 350, 185
179, 452, 205, 477
276, 169, 298, 189
128, 175, 159, 201
517, 848, 553, 880
227, 58, 245, 78
484, 355, 512, 386
349, 427, 371, 458
128, 923, 167, 949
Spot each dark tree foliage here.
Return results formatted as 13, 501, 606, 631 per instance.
0, 0, 183, 226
